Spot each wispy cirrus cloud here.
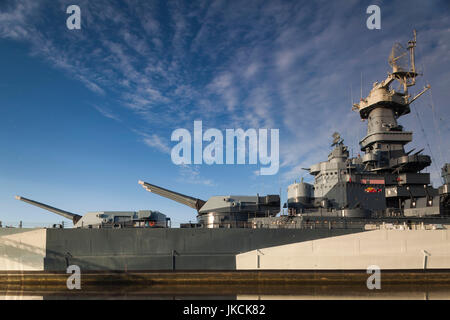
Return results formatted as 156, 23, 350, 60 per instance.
1, 0, 449, 186
92, 105, 121, 122
131, 129, 171, 154
143, 134, 171, 154
177, 164, 215, 187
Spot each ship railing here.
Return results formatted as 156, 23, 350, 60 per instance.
0, 221, 70, 229
249, 219, 367, 230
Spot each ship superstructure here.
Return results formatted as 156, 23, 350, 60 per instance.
286, 31, 450, 219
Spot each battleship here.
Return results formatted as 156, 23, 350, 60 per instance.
1, 31, 450, 272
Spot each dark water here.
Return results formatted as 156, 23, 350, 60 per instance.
2, 284, 450, 300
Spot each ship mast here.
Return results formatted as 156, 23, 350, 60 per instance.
352, 30, 431, 173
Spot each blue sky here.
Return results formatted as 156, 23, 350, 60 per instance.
1, 0, 449, 227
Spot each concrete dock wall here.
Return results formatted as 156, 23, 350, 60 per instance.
0, 229, 46, 271
3, 227, 450, 272
236, 229, 450, 270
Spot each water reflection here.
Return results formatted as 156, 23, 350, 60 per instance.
1, 284, 450, 300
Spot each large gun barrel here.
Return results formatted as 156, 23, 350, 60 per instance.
15, 196, 82, 224
138, 180, 206, 211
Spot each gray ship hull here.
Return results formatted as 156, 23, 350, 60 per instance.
1, 228, 362, 271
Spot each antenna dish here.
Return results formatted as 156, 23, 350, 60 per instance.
389, 43, 409, 73
331, 132, 343, 146
388, 30, 419, 91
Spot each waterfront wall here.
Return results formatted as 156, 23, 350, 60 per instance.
0, 229, 46, 271
1, 228, 357, 272
236, 229, 450, 270
4, 227, 449, 272
44, 228, 355, 271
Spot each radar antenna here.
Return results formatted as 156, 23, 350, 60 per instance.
388, 30, 421, 94
352, 30, 430, 113
331, 132, 344, 147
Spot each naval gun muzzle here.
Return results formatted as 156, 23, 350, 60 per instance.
138, 180, 206, 211
15, 196, 82, 225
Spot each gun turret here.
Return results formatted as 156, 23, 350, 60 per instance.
15, 196, 82, 225
138, 180, 206, 211
138, 180, 280, 228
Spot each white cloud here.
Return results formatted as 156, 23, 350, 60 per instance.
142, 134, 171, 154
177, 164, 215, 186
1, 0, 449, 187
92, 105, 120, 121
